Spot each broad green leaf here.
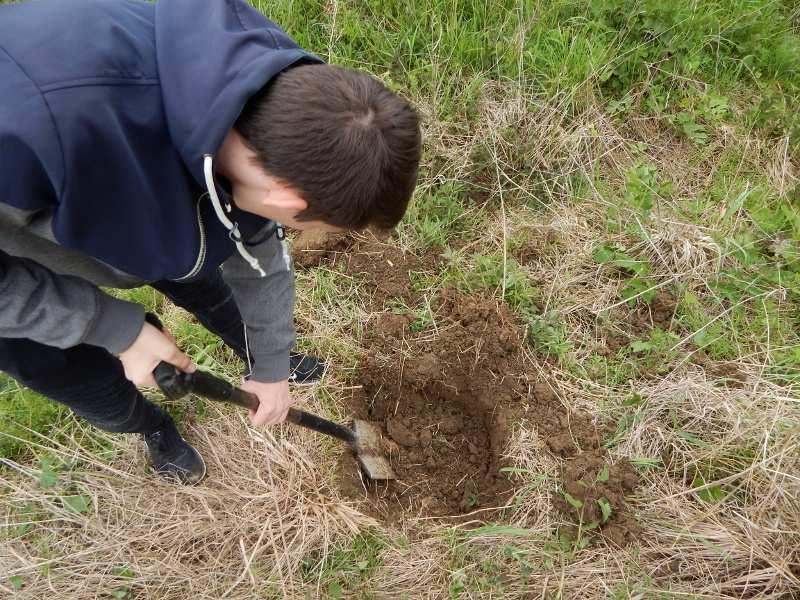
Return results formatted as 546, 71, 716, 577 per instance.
114, 566, 135, 579
327, 581, 343, 599
563, 492, 583, 509
623, 393, 646, 407
38, 459, 58, 489
61, 494, 91, 514
676, 431, 711, 448
697, 485, 726, 503
597, 497, 613, 523
612, 257, 650, 276
593, 244, 616, 264
693, 473, 727, 503
621, 278, 656, 305
9, 575, 24, 590
596, 465, 610, 483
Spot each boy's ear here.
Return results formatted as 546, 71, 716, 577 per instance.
262, 188, 308, 211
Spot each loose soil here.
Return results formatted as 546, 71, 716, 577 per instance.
704, 361, 748, 388
291, 230, 357, 270
553, 450, 641, 547
292, 231, 436, 308
295, 233, 640, 539
344, 290, 521, 520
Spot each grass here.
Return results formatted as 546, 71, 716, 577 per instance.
2, 0, 800, 597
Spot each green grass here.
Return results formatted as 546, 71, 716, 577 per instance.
2, 0, 800, 597
399, 181, 480, 248
299, 530, 392, 598
0, 376, 63, 460
257, 0, 799, 140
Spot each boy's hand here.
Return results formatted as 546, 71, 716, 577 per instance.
118, 322, 196, 387
240, 379, 293, 425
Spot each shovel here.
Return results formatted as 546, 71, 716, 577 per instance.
152, 361, 396, 480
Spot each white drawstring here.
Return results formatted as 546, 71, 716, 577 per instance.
203, 155, 266, 277
242, 322, 253, 379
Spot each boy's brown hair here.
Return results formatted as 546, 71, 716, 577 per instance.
236, 64, 422, 230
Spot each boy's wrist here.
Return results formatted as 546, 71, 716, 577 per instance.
81, 292, 145, 354
247, 349, 290, 383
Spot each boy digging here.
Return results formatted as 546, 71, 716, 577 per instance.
0, 0, 421, 484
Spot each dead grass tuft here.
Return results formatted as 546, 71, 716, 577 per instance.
1, 401, 373, 599
637, 218, 722, 281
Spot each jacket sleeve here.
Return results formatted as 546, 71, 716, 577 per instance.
0, 250, 145, 353
220, 230, 295, 382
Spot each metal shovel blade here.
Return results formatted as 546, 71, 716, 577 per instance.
352, 419, 396, 480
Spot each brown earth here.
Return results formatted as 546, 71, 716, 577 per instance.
291, 231, 356, 270
296, 233, 640, 539
705, 361, 748, 388
292, 231, 437, 308
553, 450, 641, 547
343, 290, 522, 520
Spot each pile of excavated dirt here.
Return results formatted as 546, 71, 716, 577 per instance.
291, 230, 357, 270
295, 233, 641, 539
292, 231, 436, 308
341, 291, 522, 519
553, 450, 641, 547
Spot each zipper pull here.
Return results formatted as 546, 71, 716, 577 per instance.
276, 223, 291, 271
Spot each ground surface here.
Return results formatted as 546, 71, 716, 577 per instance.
2, 0, 800, 598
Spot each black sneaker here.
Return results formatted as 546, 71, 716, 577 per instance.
143, 418, 206, 485
288, 352, 326, 385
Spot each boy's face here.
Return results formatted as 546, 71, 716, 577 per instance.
219, 130, 344, 232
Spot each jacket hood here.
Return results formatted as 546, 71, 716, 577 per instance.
155, 0, 322, 184
0, 0, 320, 282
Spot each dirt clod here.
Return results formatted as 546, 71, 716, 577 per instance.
707, 362, 747, 388
554, 450, 641, 546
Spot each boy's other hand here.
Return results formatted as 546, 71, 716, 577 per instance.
240, 379, 293, 425
118, 322, 196, 387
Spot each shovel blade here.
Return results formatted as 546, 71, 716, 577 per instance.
352, 419, 396, 480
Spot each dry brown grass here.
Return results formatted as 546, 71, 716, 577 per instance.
3, 79, 800, 599
1, 395, 375, 599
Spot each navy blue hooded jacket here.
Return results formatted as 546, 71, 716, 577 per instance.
0, 0, 323, 381
0, 0, 320, 282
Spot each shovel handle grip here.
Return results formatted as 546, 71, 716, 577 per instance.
146, 314, 355, 444
152, 361, 355, 444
